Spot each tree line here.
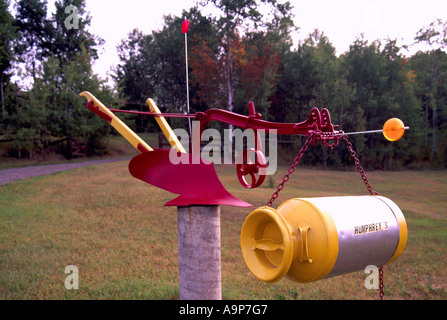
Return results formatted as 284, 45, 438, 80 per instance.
1, 0, 111, 159
1, 0, 446, 169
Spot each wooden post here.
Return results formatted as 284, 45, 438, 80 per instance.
177, 205, 222, 300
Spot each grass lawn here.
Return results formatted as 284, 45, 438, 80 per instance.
0, 159, 446, 300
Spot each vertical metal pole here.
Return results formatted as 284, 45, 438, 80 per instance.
184, 32, 192, 135
177, 205, 222, 300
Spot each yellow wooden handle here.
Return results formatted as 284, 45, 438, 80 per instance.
80, 91, 153, 152
146, 98, 186, 153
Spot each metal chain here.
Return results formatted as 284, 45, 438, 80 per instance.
343, 134, 384, 300
379, 266, 385, 300
341, 134, 380, 196
265, 129, 384, 300
267, 131, 380, 206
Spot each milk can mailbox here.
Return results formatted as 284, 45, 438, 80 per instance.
240, 196, 407, 283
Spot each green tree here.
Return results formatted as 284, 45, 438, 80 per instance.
273, 30, 337, 123
338, 37, 420, 169
233, 31, 282, 116
5, 0, 109, 158
115, 7, 219, 131
3, 88, 47, 158
13, 0, 103, 83
115, 29, 154, 104
199, 0, 294, 116
412, 19, 447, 165
33, 52, 112, 158
50, 0, 103, 67
0, 0, 17, 118
13, 0, 53, 83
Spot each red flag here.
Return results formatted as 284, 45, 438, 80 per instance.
182, 19, 189, 34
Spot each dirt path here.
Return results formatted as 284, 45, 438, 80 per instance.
0, 158, 131, 186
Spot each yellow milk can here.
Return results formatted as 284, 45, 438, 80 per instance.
240, 196, 407, 283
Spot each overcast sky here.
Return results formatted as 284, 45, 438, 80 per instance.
42, 0, 447, 83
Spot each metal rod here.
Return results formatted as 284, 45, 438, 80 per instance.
108, 108, 195, 118
185, 32, 192, 135
332, 127, 410, 136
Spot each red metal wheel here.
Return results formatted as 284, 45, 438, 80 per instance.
236, 148, 267, 189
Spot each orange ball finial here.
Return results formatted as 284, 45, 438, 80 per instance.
383, 118, 405, 141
